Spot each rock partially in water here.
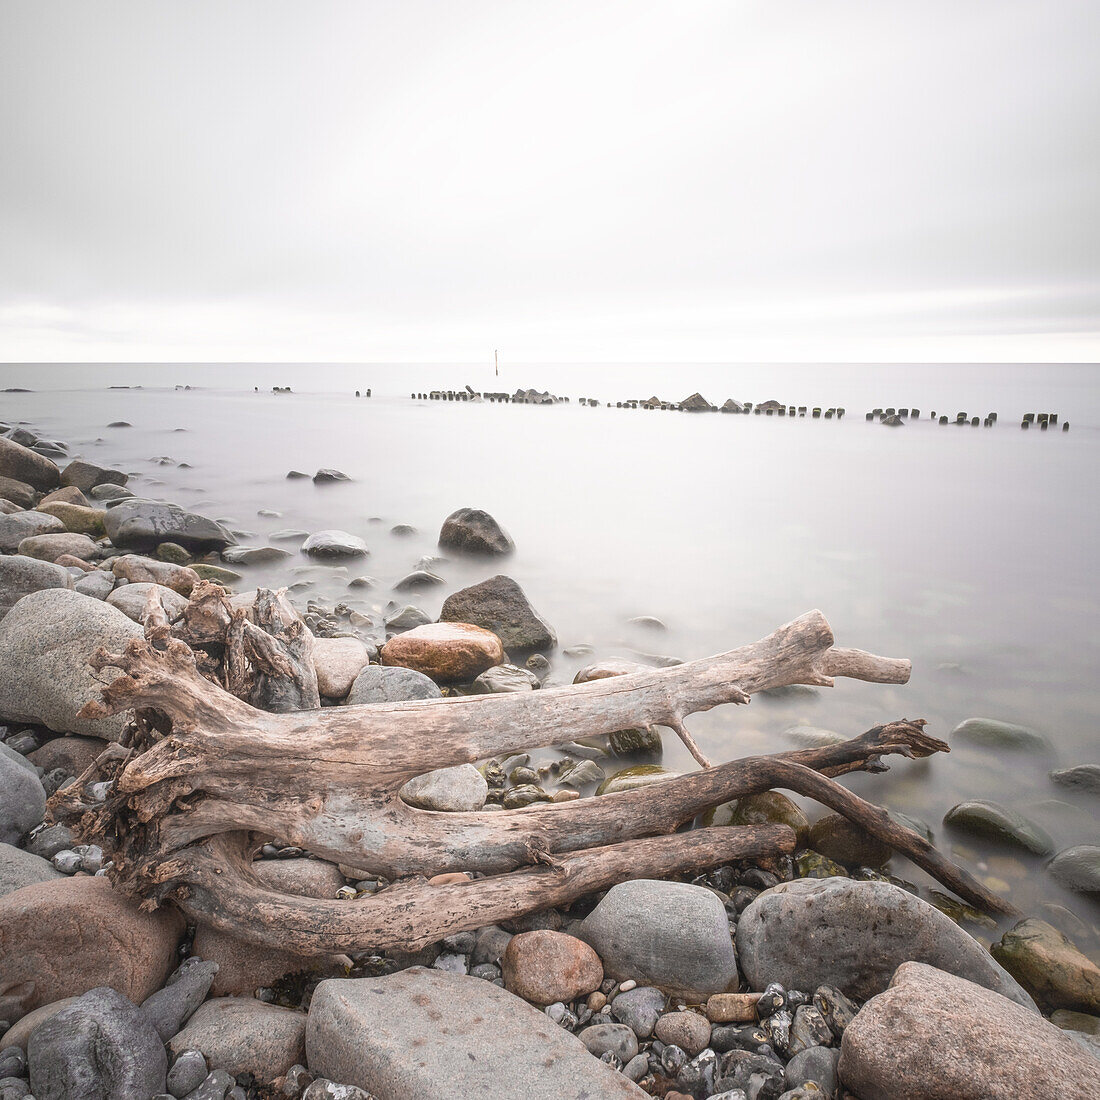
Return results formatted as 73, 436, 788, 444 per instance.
439, 575, 555, 653
28, 986, 167, 1100
1048, 845, 1100, 894
383, 604, 432, 633
393, 569, 445, 591
89, 482, 133, 502
992, 918, 1100, 1014
192, 563, 242, 584
346, 664, 441, 704
0, 588, 141, 739
608, 725, 663, 757
104, 500, 236, 553
400, 763, 488, 812
943, 800, 1054, 855
1050, 764, 1100, 794
838, 962, 1100, 1100
472, 663, 540, 693
59, 459, 127, 493
0, 437, 60, 492
381, 622, 504, 683
0, 511, 65, 552
951, 716, 1052, 753
222, 545, 292, 566
302, 530, 368, 558
718, 791, 810, 846
736, 878, 1034, 1007
0, 554, 73, 619
437, 508, 515, 555
579, 879, 738, 999
596, 764, 679, 795
313, 469, 350, 483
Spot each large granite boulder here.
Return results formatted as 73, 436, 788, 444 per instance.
439, 575, 556, 653
736, 878, 1033, 1006
103, 500, 236, 553
578, 879, 739, 999
0, 588, 142, 739
380, 622, 504, 683
59, 459, 127, 493
838, 962, 1100, 1100
0, 742, 46, 845
28, 986, 167, 1100
0, 437, 60, 491
306, 969, 645, 1099
437, 508, 515, 555
0, 510, 64, 552
0, 554, 72, 618
0, 876, 183, 1022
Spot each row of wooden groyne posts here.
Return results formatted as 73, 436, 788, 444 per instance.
409, 388, 1070, 430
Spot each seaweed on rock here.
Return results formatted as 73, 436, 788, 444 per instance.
50, 588, 1016, 955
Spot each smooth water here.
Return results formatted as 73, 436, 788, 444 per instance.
2, 362, 1098, 941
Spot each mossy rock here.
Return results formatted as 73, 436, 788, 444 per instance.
726, 791, 810, 846
596, 764, 679, 796
795, 849, 849, 879
191, 563, 242, 584
157, 541, 194, 565
608, 725, 663, 757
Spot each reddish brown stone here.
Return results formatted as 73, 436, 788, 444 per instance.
502, 930, 604, 1005
380, 622, 504, 683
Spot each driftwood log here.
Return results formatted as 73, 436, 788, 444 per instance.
51, 599, 1016, 954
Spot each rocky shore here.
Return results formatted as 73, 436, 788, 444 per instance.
0, 418, 1098, 1099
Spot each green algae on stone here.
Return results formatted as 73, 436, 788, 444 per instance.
595, 764, 679, 796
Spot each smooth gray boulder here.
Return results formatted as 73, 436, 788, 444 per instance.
609, 985, 668, 1038
74, 570, 115, 600
59, 459, 127, 493
0, 437, 60, 492
736, 878, 1034, 1007
306, 969, 645, 1099
1051, 765, 1100, 794
399, 763, 487, 812
579, 880, 738, 998
0, 554, 72, 618
0, 841, 62, 897
839, 963, 1100, 1100
951, 716, 1052, 753
0, 744, 46, 846
0, 511, 64, 552
27, 986, 168, 1100
439, 575, 555, 653
346, 664, 441, 704
0, 588, 142, 740
1049, 845, 1100, 894
301, 530, 367, 557
104, 500, 236, 553
943, 800, 1055, 855
437, 508, 514, 555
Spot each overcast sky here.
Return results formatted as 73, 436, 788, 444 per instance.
1, 0, 1098, 362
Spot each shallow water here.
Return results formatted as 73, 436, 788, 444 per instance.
2, 362, 1098, 943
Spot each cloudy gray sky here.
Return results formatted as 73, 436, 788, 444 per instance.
1, 0, 1098, 362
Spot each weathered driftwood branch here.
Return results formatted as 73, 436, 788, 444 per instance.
51, 608, 1015, 953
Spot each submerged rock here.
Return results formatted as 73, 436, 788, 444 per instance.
437, 508, 515, 555
838, 962, 1100, 1100
1050, 764, 1100, 794
1048, 845, 1100, 894
439, 575, 555, 653
951, 716, 1052, 753
0, 588, 142, 739
736, 878, 1034, 1007
302, 530, 368, 557
943, 800, 1054, 855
